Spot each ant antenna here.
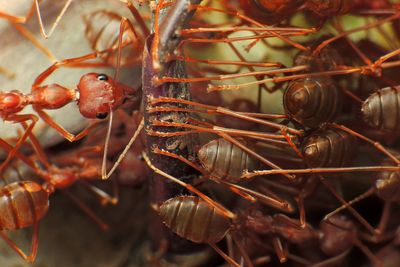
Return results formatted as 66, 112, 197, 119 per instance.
102, 117, 144, 180
101, 109, 113, 180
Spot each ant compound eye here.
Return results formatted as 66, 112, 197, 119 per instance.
96, 112, 108, 119
97, 74, 108, 81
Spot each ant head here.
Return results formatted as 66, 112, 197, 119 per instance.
77, 73, 124, 119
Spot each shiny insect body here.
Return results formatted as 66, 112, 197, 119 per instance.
283, 46, 344, 129
197, 138, 259, 183
300, 127, 358, 168
362, 86, 400, 133
158, 196, 299, 265
159, 196, 382, 265
0, 45, 142, 178
0, 181, 49, 263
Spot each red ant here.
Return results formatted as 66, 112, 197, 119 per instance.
0, 135, 116, 262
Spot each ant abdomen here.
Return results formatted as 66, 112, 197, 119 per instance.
159, 196, 231, 244
375, 158, 400, 202
362, 86, 400, 133
284, 77, 343, 128
301, 127, 358, 167
198, 138, 258, 183
0, 181, 49, 231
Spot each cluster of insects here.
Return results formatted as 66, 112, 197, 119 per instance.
1, 0, 400, 266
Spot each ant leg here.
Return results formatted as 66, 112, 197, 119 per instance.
354, 238, 383, 267
227, 42, 270, 94
122, 0, 150, 36
220, 133, 295, 181
152, 147, 293, 212
142, 152, 236, 220
18, 121, 50, 168
148, 96, 288, 119
313, 13, 400, 54
309, 250, 350, 267
32, 52, 100, 88
12, 23, 57, 62
0, 139, 37, 170
149, 120, 295, 180
371, 47, 400, 72
34, 0, 73, 39
187, 5, 312, 51
0, 114, 38, 175
150, 0, 164, 70
331, 123, 400, 165
148, 97, 296, 133
339, 85, 364, 104
60, 190, 109, 231
272, 236, 288, 263
0, 1, 35, 23
34, 109, 99, 142
80, 180, 119, 206
0, 222, 40, 263
232, 234, 255, 267
375, 202, 392, 238
319, 177, 378, 236
244, 165, 400, 178
154, 64, 307, 86
102, 117, 144, 180
332, 18, 373, 68
209, 243, 241, 267
206, 67, 363, 91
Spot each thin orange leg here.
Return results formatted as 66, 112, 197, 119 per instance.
0, 222, 40, 263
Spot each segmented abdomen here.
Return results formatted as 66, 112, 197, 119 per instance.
198, 138, 258, 183
0, 181, 49, 231
159, 196, 231, 244
284, 77, 343, 128
362, 86, 400, 132
301, 127, 357, 167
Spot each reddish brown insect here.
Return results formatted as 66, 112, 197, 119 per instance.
300, 127, 358, 168
152, 136, 294, 213
362, 86, 400, 133
0, 48, 141, 177
283, 46, 344, 128
0, 181, 49, 263
159, 196, 318, 265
